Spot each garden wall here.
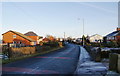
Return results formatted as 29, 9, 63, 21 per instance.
118, 54, 120, 73
109, 53, 120, 73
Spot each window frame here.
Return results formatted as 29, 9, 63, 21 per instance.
13, 35, 17, 38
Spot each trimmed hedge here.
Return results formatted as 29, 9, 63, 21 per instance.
43, 41, 59, 47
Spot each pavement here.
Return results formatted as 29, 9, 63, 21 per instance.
2, 43, 80, 75
74, 46, 108, 76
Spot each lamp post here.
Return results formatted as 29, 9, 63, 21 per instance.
64, 32, 65, 42
83, 19, 85, 46
78, 18, 85, 46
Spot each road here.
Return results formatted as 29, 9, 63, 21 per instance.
2, 43, 80, 75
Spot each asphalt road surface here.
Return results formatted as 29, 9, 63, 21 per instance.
2, 43, 80, 75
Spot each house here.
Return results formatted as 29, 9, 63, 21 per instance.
24, 31, 43, 44
2, 30, 37, 46
76, 38, 82, 43
48, 36, 56, 41
46, 35, 56, 41
42, 37, 50, 43
116, 31, 120, 41
89, 34, 103, 43
104, 27, 120, 42
104, 31, 119, 41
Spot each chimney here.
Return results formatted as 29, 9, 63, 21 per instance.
117, 27, 120, 31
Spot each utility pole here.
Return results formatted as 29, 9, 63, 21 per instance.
83, 19, 85, 46
78, 18, 85, 46
64, 32, 65, 42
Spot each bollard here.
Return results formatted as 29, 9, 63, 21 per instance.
118, 54, 120, 73
109, 53, 118, 71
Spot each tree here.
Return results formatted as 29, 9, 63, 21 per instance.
67, 37, 72, 42
82, 35, 86, 45
46, 35, 56, 41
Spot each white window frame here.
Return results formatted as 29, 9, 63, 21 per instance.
13, 35, 16, 38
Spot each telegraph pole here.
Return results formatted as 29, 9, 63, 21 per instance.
78, 18, 85, 46
83, 19, 85, 46
64, 32, 65, 41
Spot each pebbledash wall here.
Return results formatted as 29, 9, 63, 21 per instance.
2, 31, 34, 46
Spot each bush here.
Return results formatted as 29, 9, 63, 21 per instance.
10, 47, 36, 58
43, 41, 59, 47
90, 43, 101, 47
101, 41, 118, 48
101, 51, 110, 58
2, 45, 9, 55
117, 39, 120, 47
90, 41, 119, 48
110, 49, 120, 54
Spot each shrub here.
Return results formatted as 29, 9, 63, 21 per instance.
117, 39, 120, 47
43, 41, 59, 47
110, 49, 120, 54
101, 51, 110, 58
2, 45, 9, 55
90, 42, 101, 47
10, 47, 36, 58
101, 41, 118, 48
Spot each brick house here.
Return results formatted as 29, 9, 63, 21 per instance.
42, 37, 50, 43
2, 30, 37, 46
24, 31, 42, 45
104, 28, 120, 42
116, 31, 120, 41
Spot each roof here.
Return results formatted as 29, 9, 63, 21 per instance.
2, 30, 35, 42
43, 37, 49, 41
24, 31, 38, 36
90, 34, 103, 37
38, 36, 43, 39
116, 31, 120, 36
105, 31, 119, 37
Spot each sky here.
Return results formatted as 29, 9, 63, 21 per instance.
1, 2, 118, 38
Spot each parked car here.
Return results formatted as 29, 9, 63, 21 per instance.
0, 55, 8, 60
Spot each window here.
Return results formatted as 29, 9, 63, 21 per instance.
13, 41, 16, 44
13, 35, 16, 38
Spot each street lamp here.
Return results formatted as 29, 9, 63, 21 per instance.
64, 32, 65, 42
78, 18, 85, 46
83, 19, 85, 46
